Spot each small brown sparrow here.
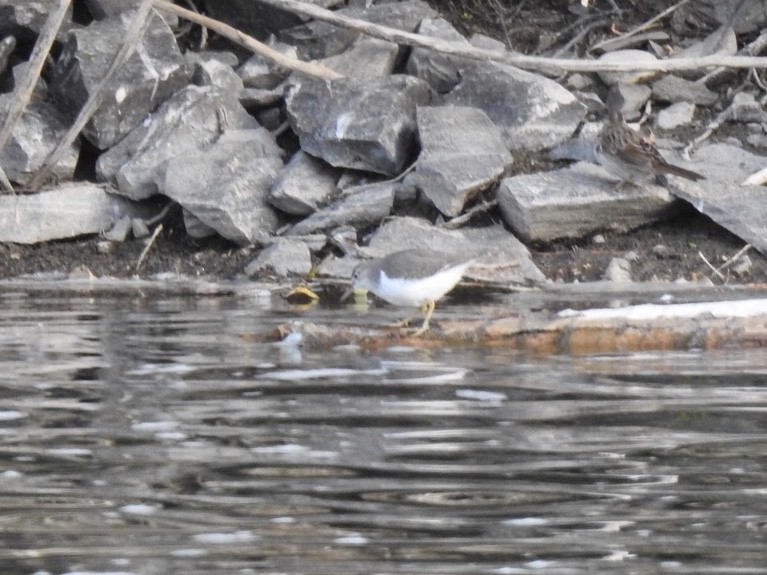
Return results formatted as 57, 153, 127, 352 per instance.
596, 113, 703, 184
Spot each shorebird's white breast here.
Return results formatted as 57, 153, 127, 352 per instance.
373, 263, 469, 307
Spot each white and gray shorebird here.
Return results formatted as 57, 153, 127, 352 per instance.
341, 248, 474, 336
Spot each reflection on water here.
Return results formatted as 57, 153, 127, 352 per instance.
2, 292, 767, 574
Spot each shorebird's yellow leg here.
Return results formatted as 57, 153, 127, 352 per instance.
411, 299, 435, 337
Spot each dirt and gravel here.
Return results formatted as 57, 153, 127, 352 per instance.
2, 0, 764, 286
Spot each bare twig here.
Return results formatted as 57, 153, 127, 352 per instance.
716, 244, 752, 272
440, 199, 499, 230
699, 30, 767, 86
253, 0, 767, 74
152, 0, 342, 80
698, 250, 726, 282
28, 0, 154, 191
0, 0, 72, 194
590, 0, 691, 53
135, 223, 163, 272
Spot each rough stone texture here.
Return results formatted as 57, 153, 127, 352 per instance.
322, 36, 400, 79
190, 56, 244, 94
286, 181, 396, 236
609, 82, 652, 117
445, 61, 586, 151
596, 50, 659, 85
163, 129, 284, 246
0, 183, 145, 244
49, 9, 189, 149
268, 151, 340, 216
84, 0, 179, 26
279, 0, 436, 60
238, 40, 297, 89
244, 238, 313, 277
286, 75, 433, 175
97, 86, 259, 200
0, 0, 71, 42
651, 75, 718, 106
406, 105, 512, 217
205, 0, 318, 40
321, 216, 545, 286
669, 143, 767, 254
497, 162, 678, 242
0, 96, 79, 186
657, 102, 696, 130
406, 17, 474, 93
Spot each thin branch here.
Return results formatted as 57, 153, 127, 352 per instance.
135, 222, 163, 272
254, 0, 767, 74
0, 0, 72, 194
589, 0, 691, 53
152, 0, 342, 80
28, 0, 155, 191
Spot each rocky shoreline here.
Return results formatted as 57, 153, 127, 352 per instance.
1, 0, 767, 291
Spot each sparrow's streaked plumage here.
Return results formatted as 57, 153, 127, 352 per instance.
596, 113, 703, 184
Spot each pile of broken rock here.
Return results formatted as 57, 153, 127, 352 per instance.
1, 0, 766, 288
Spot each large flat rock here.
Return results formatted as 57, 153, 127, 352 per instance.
0, 184, 142, 244
497, 162, 678, 242
669, 143, 767, 254
321, 216, 545, 286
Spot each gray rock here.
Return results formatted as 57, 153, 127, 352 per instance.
445, 61, 586, 151
244, 238, 313, 277
406, 105, 511, 217
651, 75, 718, 106
0, 95, 79, 186
279, 0, 436, 60
162, 129, 284, 246
269, 151, 340, 216
84, 0, 179, 26
322, 215, 545, 286
608, 83, 652, 117
0, 183, 144, 244
206, 0, 311, 40
182, 210, 217, 239
603, 257, 633, 282
497, 162, 678, 242
103, 215, 132, 241
0, 0, 72, 41
406, 17, 474, 93
97, 85, 259, 200
237, 39, 297, 89
285, 74, 433, 175
322, 36, 399, 79
677, 26, 736, 58
705, 1, 766, 34
190, 55, 243, 94
49, 9, 189, 149
725, 92, 767, 123
669, 143, 767, 254
657, 102, 696, 130
286, 181, 396, 236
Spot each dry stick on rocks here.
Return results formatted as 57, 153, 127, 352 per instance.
254, 0, 767, 74
28, 0, 155, 191
152, 0, 341, 80
588, 0, 691, 53
135, 223, 163, 273
0, 0, 72, 194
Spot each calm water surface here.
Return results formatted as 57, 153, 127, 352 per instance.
1, 290, 767, 574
